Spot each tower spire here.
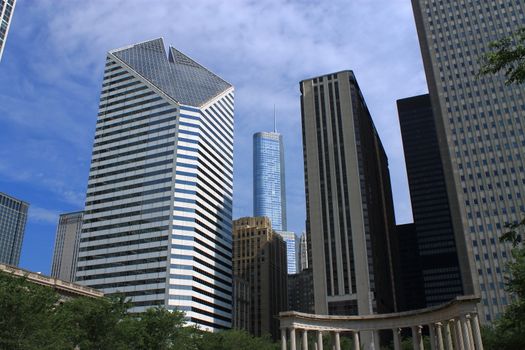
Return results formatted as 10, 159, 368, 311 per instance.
273, 104, 276, 132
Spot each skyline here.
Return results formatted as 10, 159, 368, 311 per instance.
0, 0, 428, 274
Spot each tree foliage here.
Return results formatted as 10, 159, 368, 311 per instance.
479, 28, 525, 84
482, 218, 525, 350
0, 271, 279, 350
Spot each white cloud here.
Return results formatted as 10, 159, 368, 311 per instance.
28, 206, 59, 224
7, 0, 427, 232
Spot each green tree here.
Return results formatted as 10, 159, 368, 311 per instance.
482, 218, 525, 350
480, 28, 525, 84
198, 329, 279, 350
0, 271, 60, 350
52, 294, 131, 350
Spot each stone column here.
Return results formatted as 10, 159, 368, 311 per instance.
443, 322, 453, 350
281, 329, 287, 350
353, 330, 360, 350
290, 328, 297, 350
429, 324, 437, 350
453, 318, 465, 350
317, 331, 323, 350
435, 323, 444, 350
334, 331, 341, 350
466, 315, 475, 348
302, 330, 308, 350
461, 315, 472, 350
471, 313, 484, 350
392, 328, 401, 350
411, 325, 424, 350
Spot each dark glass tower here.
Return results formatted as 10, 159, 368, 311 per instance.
397, 94, 463, 308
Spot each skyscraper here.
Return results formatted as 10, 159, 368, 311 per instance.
232, 216, 287, 340
0, 0, 16, 62
278, 230, 299, 274
0, 192, 28, 266
76, 39, 234, 330
299, 231, 308, 271
253, 131, 287, 231
51, 211, 83, 282
412, 0, 525, 322
397, 94, 464, 308
300, 71, 397, 324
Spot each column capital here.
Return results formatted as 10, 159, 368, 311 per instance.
435, 322, 443, 327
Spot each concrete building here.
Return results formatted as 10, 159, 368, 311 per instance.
51, 211, 83, 282
299, 231, 308, 271
397, 94, 464, 308
76, 38, 234, 330
0, 192, 28, 266
0, 0, 16, 62
278, 230, 299, 274
301, 71, 398, 348
412, 0, 525, 322
232, 275, 251, 331
301, 71, 397, 321
253, 131, 287, 231
1, 263, 103, 300
232, 216, 287, 340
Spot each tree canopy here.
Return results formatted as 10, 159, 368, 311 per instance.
480, 28, 525, 84
482, 218, 525, 350
0, 271, 278, 350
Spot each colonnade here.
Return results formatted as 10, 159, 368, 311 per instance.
279, 296, 484, 350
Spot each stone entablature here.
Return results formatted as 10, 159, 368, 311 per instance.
0, 263, 103, 299
279, 295, 483, 350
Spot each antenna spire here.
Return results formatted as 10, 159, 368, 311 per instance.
273, 104, 276, 132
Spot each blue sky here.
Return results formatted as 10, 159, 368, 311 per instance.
0, 0, 427, 274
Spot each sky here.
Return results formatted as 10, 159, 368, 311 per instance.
0, 0, 428, 275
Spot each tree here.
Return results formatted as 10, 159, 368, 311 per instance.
198, 329, 279, 350
52, 294, 131, 350
0, 271, 61, 350
480, 28, 525, 84
481, 218, 525, 350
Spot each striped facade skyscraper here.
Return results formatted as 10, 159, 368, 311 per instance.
76, 39, 234, 330
412, 0, 525, 322
0, 0, 16, 62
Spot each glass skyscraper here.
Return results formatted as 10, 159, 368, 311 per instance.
76, 39, 234, 330
0, 192, 28, 266
278, 231, 299, 274
0, 0, 16, 62
253, 131, 287, 231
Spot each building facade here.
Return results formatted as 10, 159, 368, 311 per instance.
0, 192, 28, 266
299, 231, 308, 271
0, 0, 16, 62
76, 38, 234, 330
412, 0, 525, 322
232, 216, 288, 340
253, 131, 287, 231
397, 94, 464, 308
394, 223, 425, 312
278, 230, 299, 274
300, 70, 397, 326
287, 268, 314, 314
51, 211, 83, 282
